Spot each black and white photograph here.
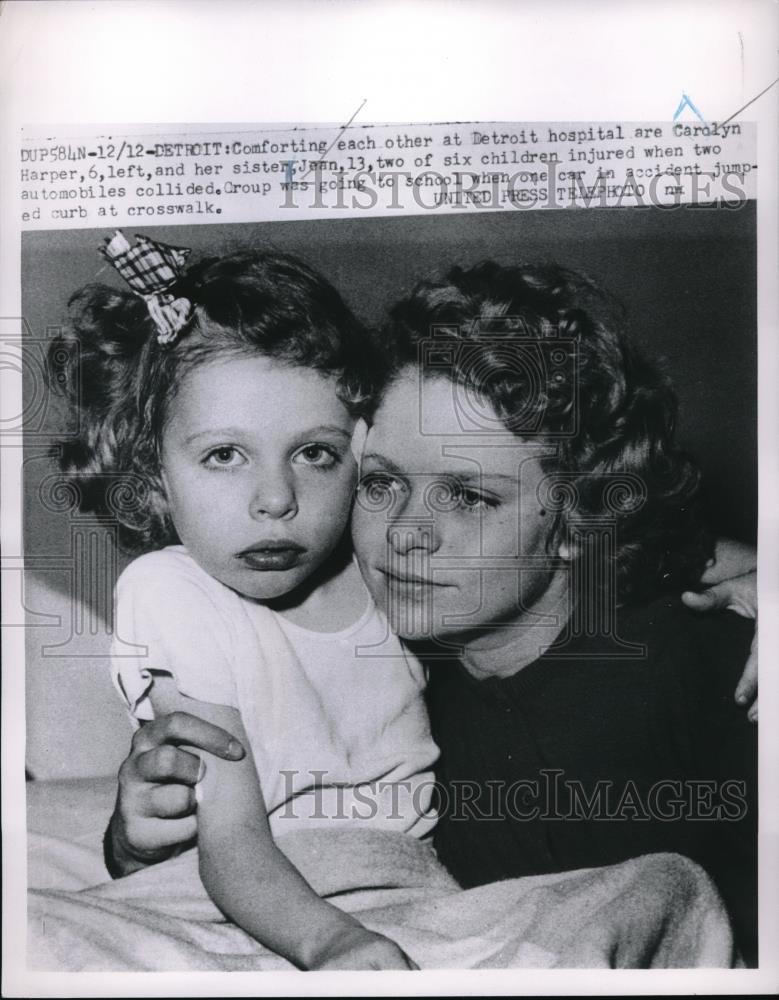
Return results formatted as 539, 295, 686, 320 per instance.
2, 2, 777, 996
19, 201, 759, 968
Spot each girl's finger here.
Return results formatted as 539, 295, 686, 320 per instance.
130, 713, 245, 761
149, 783, 196, 818
735, 640, 758, 707
158, 712, 245, 760
682, 580, 756, 619
681, 587, 727, 613
136, 744, 202, 784
145, 815, 198, 848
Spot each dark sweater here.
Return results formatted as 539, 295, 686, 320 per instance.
424, 597, 757, 964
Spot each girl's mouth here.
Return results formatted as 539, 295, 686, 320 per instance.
379, 567, 453, 589
238, 541, 305, 571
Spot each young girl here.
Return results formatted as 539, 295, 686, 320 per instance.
50, 231, 437, 970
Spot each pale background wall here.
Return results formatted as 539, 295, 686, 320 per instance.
23, 207, 756, 779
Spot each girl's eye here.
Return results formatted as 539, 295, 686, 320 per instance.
424, 479, 498, 514
356, 473, 406, 511
203, 446, 245, 468
458, 487, 499, 513
293, 444, 341, 469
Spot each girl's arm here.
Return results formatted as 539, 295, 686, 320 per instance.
148, 677, 416, 970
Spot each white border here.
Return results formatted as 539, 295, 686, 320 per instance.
2, 1, 777, 995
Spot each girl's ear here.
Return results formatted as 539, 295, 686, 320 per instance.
149, 487, 170, 519
158, 465, 170, 500
557, 526, 579, 561
148, 468, 171, 519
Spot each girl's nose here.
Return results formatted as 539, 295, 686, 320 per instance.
387, 519, 438, 556
250, 471, 297, 520
386, 490, 440, 555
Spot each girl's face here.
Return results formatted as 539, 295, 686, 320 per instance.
351, 368, 567, 645
160, 354, 357, 601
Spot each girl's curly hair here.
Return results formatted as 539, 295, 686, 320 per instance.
379, 260, 711, 603
48, 250, 380, 552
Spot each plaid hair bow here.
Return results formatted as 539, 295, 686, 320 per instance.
100, 230, 193, 344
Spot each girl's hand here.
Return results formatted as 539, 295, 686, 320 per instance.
107, 712, 245, 876
682, 570, 758, 721
308, 927, 419, 970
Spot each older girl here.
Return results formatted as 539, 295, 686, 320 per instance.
352, 261, 757, 963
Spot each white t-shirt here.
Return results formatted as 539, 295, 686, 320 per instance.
110, 546, 439, 839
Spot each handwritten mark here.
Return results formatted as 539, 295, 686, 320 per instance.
712, 76, 779, 134
297, 98, 368, 182
738, 31, 744, 93
672, 93, 706, 123
284, 159, 297, 184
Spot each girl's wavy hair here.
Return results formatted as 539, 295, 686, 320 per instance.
380, 260, 711, 603
48, 249, 379, 552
